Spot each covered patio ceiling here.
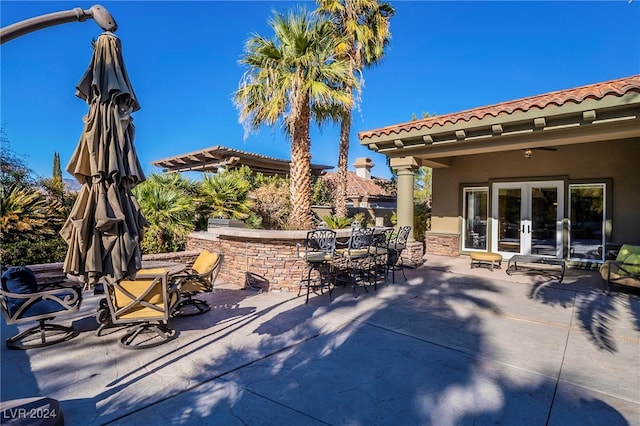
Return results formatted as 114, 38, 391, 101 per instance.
359, 75, 640, 168
153, 145, 333, 177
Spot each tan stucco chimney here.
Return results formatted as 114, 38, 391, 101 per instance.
353, 157, 374, 179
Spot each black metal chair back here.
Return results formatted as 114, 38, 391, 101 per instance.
372, 228, 394, 250
305, 229, 337, 258
298, 229, 337, 303
369, 228, 395, 287
388, 225, 412, 283
348, 226, 374, 251
394, 225, 412, 248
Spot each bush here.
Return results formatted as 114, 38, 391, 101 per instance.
388, 202, 431, 246
250, 181, 291, 229
322, 215, 353, 229
414, 201, 431, 246
1, 236, 68, 266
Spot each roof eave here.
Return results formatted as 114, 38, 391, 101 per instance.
360, 92, 640, 158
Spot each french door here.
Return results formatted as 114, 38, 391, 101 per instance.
491, 181, 564, 258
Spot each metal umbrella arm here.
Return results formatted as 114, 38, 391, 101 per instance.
0, 4, 117, 44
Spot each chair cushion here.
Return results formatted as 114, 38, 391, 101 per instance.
297, 251, 333, 262
178, 279, 209, 294
192, 250, 220, 275
625, 254, 640, 275
113, 277, 166, 319
616, 245, 640, 275
1, 266, 39, 315
336, 248, 370, 258
470, 252, 503, 262
369, 247, 388, 255
601, 259, 640, 280
616, 244, 640, 262
388, 243, 406, 251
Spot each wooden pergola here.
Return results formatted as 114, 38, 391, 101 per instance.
153, 145, 333, 177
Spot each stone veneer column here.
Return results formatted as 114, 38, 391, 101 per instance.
391, 156, 418, 242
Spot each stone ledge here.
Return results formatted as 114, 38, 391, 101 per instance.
196, 227, 353, 240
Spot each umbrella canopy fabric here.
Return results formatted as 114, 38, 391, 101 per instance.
60, 32, 147, 285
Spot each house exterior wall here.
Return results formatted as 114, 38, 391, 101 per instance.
428, 138, 640, 254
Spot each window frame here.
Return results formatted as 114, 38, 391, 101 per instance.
462, 186, 489, 252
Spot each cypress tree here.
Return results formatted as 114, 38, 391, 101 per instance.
53, 152, 62, 181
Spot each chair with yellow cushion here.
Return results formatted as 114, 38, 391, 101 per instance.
99, 268, 177, 349
171, 250, 223, 317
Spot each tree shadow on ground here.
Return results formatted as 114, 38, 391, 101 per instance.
96, 270, 630, 425
528, 274, 640, 352
2, 268, 633, 425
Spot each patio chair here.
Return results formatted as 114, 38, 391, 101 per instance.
336, 226, 375, 296
297, 228, 337, 303
368, 228, 395, 288
100, 268, 177, 349
387, 226, 412, 283
1, 266, 82, 350
171, 249, 223, 317
600, 244, 640, 292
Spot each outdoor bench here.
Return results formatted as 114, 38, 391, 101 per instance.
470, 252, 503, 271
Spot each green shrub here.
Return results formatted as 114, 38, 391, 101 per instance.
1, 236, 68, 266
322, 215, 353, 229
414, 201, 431, 245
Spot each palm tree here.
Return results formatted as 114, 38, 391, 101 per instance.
234, 7, 357, 230
316, 0, 395, 218
132, 176, 196, 253
1, 183, 62, 244
200, 171, 255, 220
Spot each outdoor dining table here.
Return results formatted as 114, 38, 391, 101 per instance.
139, 260, 187, 277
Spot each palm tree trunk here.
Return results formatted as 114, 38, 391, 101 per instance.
335, 109, 351, 218
288, 96, 313, 230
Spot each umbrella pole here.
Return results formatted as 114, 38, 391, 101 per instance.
0, 4, 117, 44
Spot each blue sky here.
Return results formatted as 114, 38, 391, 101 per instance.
2, 1, 639, 181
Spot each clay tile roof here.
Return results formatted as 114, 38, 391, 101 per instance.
323, 171, 391, 197
359, 74, 640, 140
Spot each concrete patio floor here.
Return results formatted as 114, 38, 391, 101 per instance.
1, 255, 639, 425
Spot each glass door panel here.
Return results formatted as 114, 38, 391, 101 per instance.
497, 188, 522, 253
569, 184, 605, 260
492, 181, 563, 258
463, 188, 488, 251
531, 186, 558, 256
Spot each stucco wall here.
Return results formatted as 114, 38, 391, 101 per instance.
431, 138, 640, 244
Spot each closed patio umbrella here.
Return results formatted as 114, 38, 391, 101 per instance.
60, 31, 147, 287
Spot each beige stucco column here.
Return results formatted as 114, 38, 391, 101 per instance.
390, 156, 418, 242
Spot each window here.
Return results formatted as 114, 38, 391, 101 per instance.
569, 184, 605, 261
463, 187, 488, 251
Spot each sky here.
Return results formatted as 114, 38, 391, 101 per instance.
1, 1, 639, 181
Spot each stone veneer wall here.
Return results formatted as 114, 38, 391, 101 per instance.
425, 232, 460, 257
403, 241, 425, 267
187, 230, 426, 292
186, 232, 305, 292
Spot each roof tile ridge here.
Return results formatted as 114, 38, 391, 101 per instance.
360, 74, 640, 139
